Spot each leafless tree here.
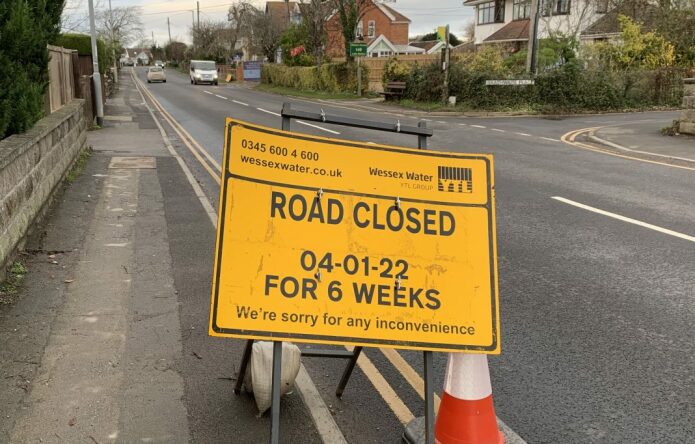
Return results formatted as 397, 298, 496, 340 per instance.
227, 1, 259, 58
97, 5, 143, 48
191, 20, 230, 60
540, 0, 597, 41
298, 0, 331, 66
249, 9, 284, 62
461, 19, 475, 43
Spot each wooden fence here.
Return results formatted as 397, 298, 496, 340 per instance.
46, 45, 76, 114
334, 54, 442, 92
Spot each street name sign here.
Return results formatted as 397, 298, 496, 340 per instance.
349, 42, 368, 57
209, 119, 501, 353
485, 79, 535, 86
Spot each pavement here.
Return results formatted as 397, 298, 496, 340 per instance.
1, 67, 693, 443
590, 119, 695, 163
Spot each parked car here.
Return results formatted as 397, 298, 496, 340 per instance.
154, 60, 165, 67
147, 66, 166, 83
189, 60, 218, 85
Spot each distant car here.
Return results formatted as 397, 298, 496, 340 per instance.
189, 60, 218, 85
147, 66, 166, 83
154, 60, 165, 67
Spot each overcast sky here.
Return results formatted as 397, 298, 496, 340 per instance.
63, 0, 475, 46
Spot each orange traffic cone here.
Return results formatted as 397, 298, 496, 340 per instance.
435, 353, 504, 444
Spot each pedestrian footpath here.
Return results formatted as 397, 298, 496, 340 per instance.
592, 120, 695, 163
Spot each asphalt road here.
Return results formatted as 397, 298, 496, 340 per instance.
135, 67, 694, 443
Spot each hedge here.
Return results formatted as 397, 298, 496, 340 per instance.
397, 61, 684, 112
262, 63, 368, 94
0, 0, 64, 140
54, 33, 109, 74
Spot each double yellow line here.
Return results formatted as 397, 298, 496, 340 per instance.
132, 71, 223, 183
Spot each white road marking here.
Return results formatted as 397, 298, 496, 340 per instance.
203, 90, 213, 95
297, 120, 341, 135
421, 118, 433, 122
541, 136, 560, 142
232, 100, 249, 106
215, 94, 227, 100
436, 120, 446, 124
295, 366, 348, 444
471, 124, 487, 129
491, 128, 506, 133
552, 196, 695, 243
257, 107, 281, 116
516, 132, 531, 136
458, 123, 467, 126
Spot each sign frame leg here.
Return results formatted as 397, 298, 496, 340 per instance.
270, 341, 283, 444
234, 339, 254, 395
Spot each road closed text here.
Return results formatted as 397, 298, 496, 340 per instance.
269, 190, 456, 236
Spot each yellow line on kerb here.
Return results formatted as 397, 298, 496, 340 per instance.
380, 348, 442, 412
560, 127, 695, 172
131, 72, 222, 183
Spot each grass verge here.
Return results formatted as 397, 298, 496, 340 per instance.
66, 147, 93, 184
255, 83, 374, 100
0, 261, 28, 304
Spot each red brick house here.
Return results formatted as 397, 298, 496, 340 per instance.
325, 1, 423, 58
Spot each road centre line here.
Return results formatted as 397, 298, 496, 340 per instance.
491, 128, 506, 133
541, 136, 561, 142
257, 107, 281, 117
552, 196, 695, 243
436, 121, 447, 124
470, 124, 487, 129
458, 123, 467, 126
215, 94, 227, 100
233, 99, 249, 106
297, 120, 341, 135
203, 90, 213, 95
516, 132, 531, 136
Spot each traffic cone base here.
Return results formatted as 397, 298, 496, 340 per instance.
435, 392, 504, 444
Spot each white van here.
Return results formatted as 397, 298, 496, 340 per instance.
189, 60, 218, 85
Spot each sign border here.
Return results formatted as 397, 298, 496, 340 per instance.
209, 119, 500, 353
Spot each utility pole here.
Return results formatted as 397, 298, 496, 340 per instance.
109, 0, 118, 83
88, 0, 104, 126
441, 24, 450, 104
191, 10, 195, 29
167, 17, 172, 45
197, 1, 200, 29
526, 0, 540, 76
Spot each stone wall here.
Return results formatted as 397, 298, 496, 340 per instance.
679, 78, 695, 135
0, 100, 87, 278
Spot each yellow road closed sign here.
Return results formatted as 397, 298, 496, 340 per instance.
209, 119, 501, 353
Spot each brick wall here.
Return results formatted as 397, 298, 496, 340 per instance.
0, 100, 87, 278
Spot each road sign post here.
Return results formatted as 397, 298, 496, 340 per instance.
211, 103, 500, 443
350, 43, 367, 96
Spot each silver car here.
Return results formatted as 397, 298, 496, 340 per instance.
147, 66, 166, 83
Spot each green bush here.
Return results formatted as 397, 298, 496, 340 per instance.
382, 58, 410, 84
54, 33, 110, 73
262, 62, 367, 94
0, 0, 64, 140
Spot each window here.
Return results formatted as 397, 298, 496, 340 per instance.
356, 21, 363, 38
477, 1, 505, 24
368, 20, 375, 38
513, 0, 531, 19
542, 0, 571, 15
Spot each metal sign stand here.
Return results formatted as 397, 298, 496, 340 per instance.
232, 103, 435, 444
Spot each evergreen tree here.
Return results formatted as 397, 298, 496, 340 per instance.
0, 0, 65, 140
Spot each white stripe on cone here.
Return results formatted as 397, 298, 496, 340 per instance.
443, 353, 493, 401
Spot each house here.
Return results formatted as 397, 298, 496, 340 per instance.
325, 0, 423, 57
464, 0, 614, 49
124, 48, 153, 65
265, 1, 302, 31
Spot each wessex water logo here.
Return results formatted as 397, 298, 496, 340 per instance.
437, 167, 473, 193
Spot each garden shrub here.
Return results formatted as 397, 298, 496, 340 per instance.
262, 62, 367, 94
382, 57, 410, 84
